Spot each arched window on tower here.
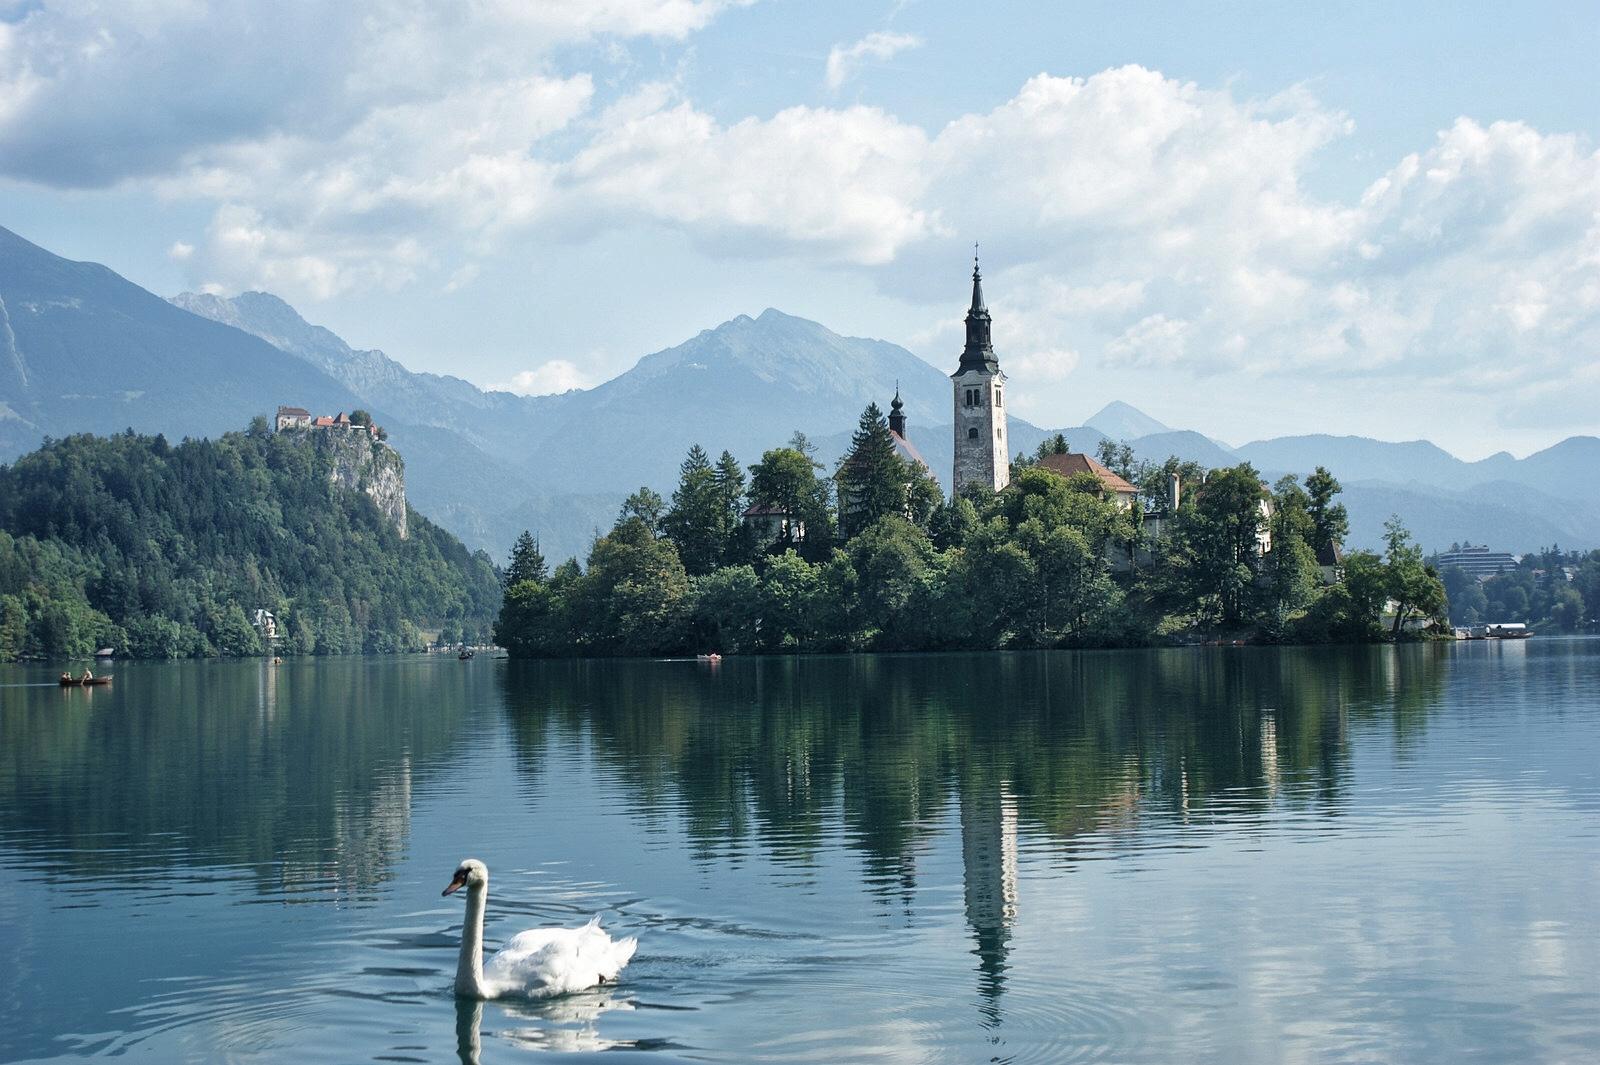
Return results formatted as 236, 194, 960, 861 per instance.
968, 427, 979, 440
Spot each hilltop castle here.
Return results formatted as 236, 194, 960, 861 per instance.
275, 405, 384, 441
273, 404, 405, 537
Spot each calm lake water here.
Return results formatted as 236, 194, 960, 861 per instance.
2, 643, 1598, 1063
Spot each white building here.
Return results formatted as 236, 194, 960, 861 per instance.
951, 259, 1010, 496
274, 405, 311, 431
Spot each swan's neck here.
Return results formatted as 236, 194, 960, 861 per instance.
456, 882, 487, 998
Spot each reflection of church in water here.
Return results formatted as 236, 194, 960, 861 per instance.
960, 774, 1019, 1024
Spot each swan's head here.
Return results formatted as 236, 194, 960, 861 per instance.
442, 858, 488, 896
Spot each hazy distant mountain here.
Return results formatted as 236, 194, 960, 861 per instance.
1123, 429, 1239, 469
1238, 433, 1600, 510
173, 293, 965, 487
1086, 400, 1170, 440
5, 224, 1596, 559
170, 284, 1050, 552
526, 308, 959, 493
1338, 480, 1600, 555
1498, 436, 1600, 500
170, 290, 543, 454
1239, 435, 1474, 488
0, 225, 364, 457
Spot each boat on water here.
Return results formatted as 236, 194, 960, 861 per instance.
696, 653, 723, 662
458, 650, 474, 660
60, 675, 113, 687
1463, 623, 1533, 640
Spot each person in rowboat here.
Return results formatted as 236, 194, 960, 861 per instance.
81, 668, 93, 682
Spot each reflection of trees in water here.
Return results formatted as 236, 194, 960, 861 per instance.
500, 647, 1448, 862
0, 660, 488, 894
499, 646, 1448, 1019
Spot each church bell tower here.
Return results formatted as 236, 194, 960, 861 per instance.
952, 254, 1009, 495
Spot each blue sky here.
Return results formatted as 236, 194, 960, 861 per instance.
2, 1, 1595, 458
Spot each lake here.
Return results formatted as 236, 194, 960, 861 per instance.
2, 642, 1597, 1063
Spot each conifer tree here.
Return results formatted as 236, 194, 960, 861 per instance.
1033, 433, 1069, 461
1305, 466, 1349, 551
663, 445, 727, 575
713, 450, 748, 561
837, 402, 904, 539
504, 530, 548, 588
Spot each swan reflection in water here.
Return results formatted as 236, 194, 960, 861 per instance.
455, 990, 637, 1063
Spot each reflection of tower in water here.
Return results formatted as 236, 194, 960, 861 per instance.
1260, 711, 1280, 797
257, 657, 278, 723
960, 776, 1018, 1025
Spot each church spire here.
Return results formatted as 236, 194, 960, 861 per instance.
957, 246, 998, 374
888, 383, 906, 437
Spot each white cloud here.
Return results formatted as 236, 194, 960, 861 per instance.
0, 0, 742, 186
1105, 314, 1191, 368
552, 70, 1593, 424
825, 31, 922, 92
1007, 347, 1080, 383
561, 88, 936, 263
443, 264, 481, 294
163, 74, 594, 297
2, 1, 1591, 434
495, 360, 596, 396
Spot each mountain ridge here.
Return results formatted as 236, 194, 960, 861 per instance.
2, 223, 1593, 559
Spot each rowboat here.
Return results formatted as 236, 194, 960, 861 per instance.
60, 676, 113, 687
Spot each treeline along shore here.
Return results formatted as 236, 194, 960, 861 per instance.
495, 405, 1450, 658
0, 421, 500, 661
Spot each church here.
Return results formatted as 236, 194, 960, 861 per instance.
950, 258, 1010, 495
944, 256, 1127, 504
867, 256, 1134, 503
840, 256, 1166, 523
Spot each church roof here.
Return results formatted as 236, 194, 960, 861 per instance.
954, 258, 1000, 376
1036, 452, 1137, 495
890, 429, 932, 475
833, 429, 933, 480
1316, 540, 1344, 567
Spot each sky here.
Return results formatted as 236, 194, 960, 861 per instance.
1, 0, 1595, 459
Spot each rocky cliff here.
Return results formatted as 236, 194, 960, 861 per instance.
313, 428, 408, 539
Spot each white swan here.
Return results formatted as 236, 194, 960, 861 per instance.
442, 858, 637, 999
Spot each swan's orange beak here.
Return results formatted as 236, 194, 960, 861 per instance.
442, 872, 467, 896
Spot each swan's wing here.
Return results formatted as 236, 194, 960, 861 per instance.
496, 927, 571, 957
483, 919, 637, 998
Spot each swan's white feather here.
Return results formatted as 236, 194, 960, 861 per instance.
483, 915, 639, 999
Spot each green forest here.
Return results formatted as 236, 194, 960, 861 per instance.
496, 404, 1449, 657
0, 424, 500, 661
1441, 546, 1599, 632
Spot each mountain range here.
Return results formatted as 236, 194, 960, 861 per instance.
3, 223, 1596, 561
